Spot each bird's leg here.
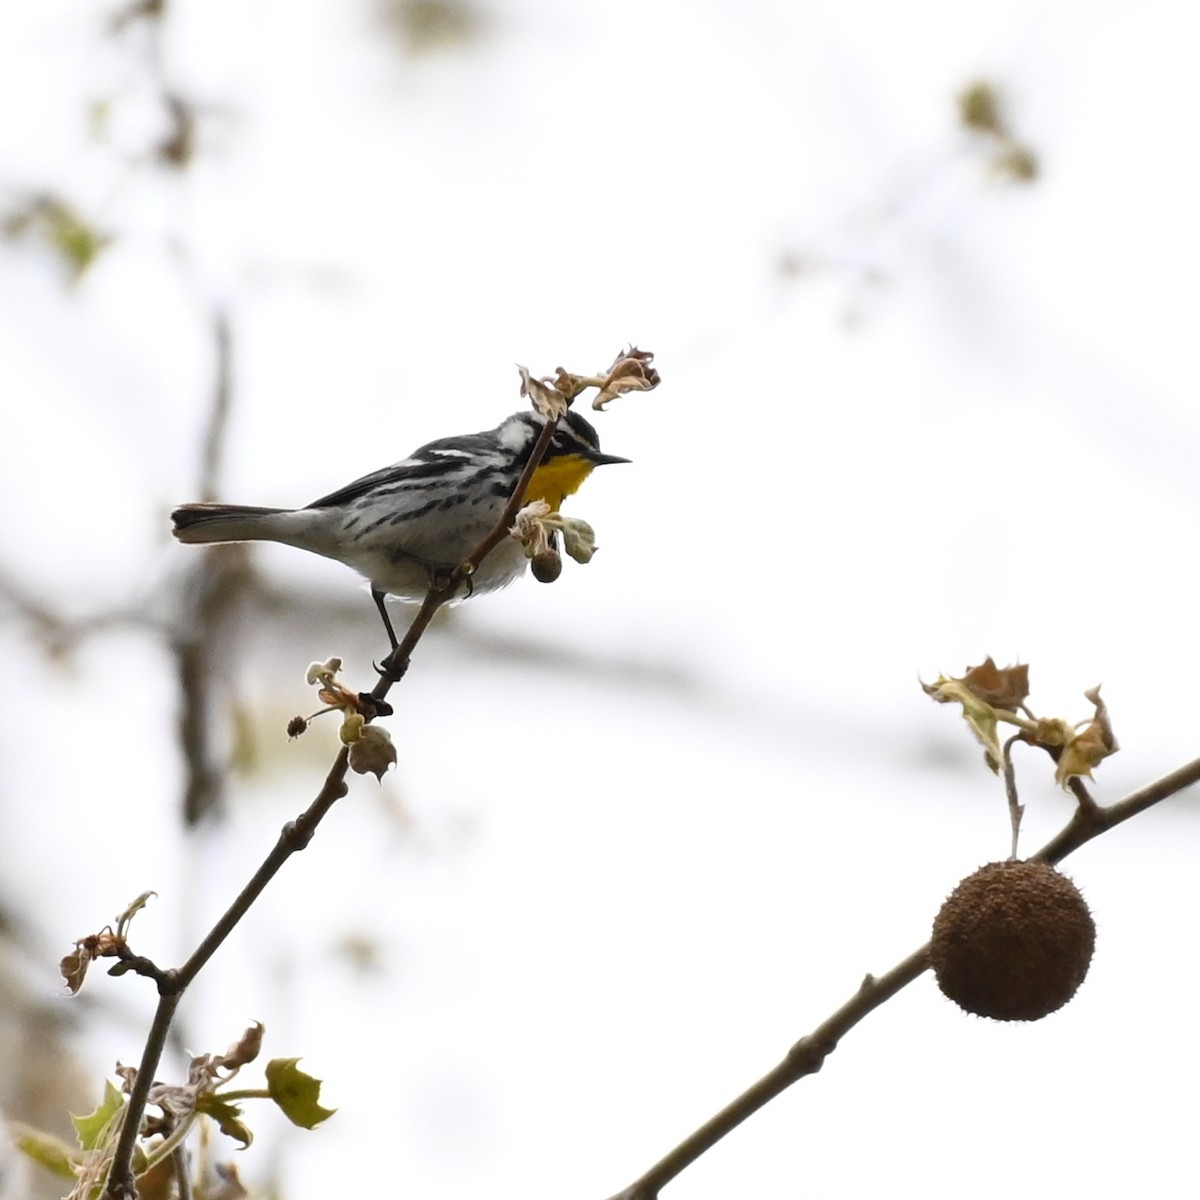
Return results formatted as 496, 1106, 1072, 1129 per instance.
372, 587, 399, 652
373, 588, 415, 682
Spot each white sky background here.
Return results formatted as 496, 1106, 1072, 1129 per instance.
2, 1, 1200, 1197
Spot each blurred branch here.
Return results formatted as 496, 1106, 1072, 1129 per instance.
604, 754, 1200, 1200
0, 564, 155, 658
172, 547, 257, 827
198, 312, 233, 504
172, 312, 245, 827
0, 565, 76, 654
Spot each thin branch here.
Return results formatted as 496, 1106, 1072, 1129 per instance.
101, 410, 564, 1199
179, 752, 351, 988
605, 754, 1200, 1200
606, 946, 931, 1200
0, 564, 156, 656
104, 991, 181, 1200
1033, 753, 1200, 865
1064, 773, 1099, 816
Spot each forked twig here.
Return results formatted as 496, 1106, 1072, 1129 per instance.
102, 414, 565, 1198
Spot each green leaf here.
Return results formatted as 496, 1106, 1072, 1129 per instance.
72, 1080, 125, 1151
196, 1094, 254, 1148
13, 1126, 79, 1179
265, 1059, 336, 1129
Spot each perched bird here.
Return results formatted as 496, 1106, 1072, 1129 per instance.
171, 408, 628, 646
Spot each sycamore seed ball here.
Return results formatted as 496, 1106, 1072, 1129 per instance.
930, 860, 1095, 1022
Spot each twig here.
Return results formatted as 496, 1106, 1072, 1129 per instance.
101, 411, 563, 1199
606, 947, 931, 1200
604, 753, 1200, 1200
1001, 733, 1024, 859
1033, 754, 1200, 864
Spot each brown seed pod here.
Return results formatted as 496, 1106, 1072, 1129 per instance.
930, 860, 1095, 1022
531, 549, 563, 583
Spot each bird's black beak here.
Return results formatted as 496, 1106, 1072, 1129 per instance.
586, 451, 631, 466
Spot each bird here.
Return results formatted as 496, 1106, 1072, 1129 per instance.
171, 407, 628, 647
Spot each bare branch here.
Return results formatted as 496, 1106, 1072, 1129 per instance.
605, 754, 1200, 1200
101, 402, 571, 1197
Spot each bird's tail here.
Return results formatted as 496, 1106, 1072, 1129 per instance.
171, 503, 293, 545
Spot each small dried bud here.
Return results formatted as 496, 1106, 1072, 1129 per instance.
60, 949, 89, 994
287, 716, 308, 738
531, 549, 563, 583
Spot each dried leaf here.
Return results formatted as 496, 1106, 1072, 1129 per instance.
60, 949, 90, 995
1055, 686, 1119, 788
217, 1022, 265, 1070
509, 499, 553, 558
956, 658, 1029, 711
516, 365, 568, 419
592, 346, 661, 410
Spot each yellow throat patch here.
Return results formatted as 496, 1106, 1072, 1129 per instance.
525, 454, 595, 511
